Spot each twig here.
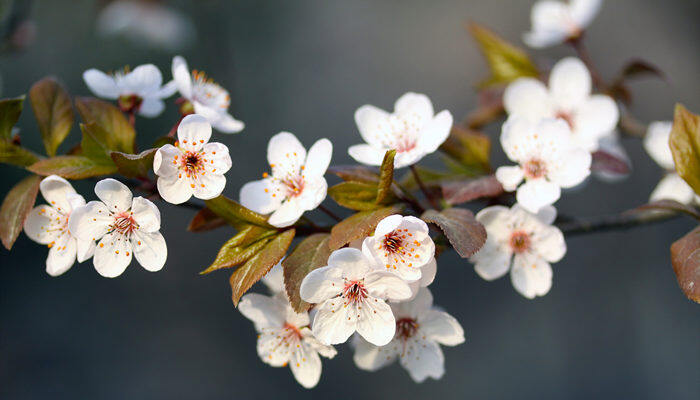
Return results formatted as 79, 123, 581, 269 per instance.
318, 204, 342, 222
567, 36, 606, 90
557, 210, 680, 237
409, 165, 440, 210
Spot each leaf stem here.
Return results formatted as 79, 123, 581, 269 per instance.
409, 164, 440, 210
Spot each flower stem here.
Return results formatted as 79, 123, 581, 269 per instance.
557, 211, 680, 237
567, 36, 606, 90
409, 164, 440, 210
318, 204, 342, 222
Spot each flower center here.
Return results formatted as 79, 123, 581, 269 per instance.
509, 231, 531, 253
178, 151, 205, 177
282, 175, 305, 197
394, 136, 417, 153
555, 110, 575, 131
112, 212, 138, 236
382, 231, 404, 253
342, 280, 368, 305
379, 228, 421, 270
396, 318, 419, 340
283, 323, 303, 341
191, 69, 230, 109
524, 158, 547, 179
118, 94, 143, 114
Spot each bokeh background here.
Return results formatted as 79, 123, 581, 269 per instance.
1, 0, 699, 398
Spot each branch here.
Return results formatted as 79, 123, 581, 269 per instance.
557, 210, 680, 237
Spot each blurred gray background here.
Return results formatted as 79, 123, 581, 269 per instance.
1, 0, 699, 399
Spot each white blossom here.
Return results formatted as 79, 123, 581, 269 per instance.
353, 288, 464, 383
523, 0, 603, 48
349, 92, 453, 168
23, 175, 95, 276
496, 117, 591, 213
299, 248, 412, 346
69, 179, 167, 278
239, 292, 336, 389
240, 132, 332, 228
83, 64, 176, 117
469, 204, 566, 299
644, 121, 698, 204
171, 55, 244, 134
503, 57, 618, 152
153, 114, 232, 204
262, 261, 286, 294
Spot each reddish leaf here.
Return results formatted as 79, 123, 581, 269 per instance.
202, 225, 278, 275
376, 149, 396, 205
328, 165, 380, 184
28, 155, 117, 179
205, 195, 274, 229
591, 150, 631, 175
0, 175, 41, 250
188, 208, 227, 232
669, 104, 700, 195
110, 148, 157, 178
421, 207, 486, 258
442, 175, 503, 205
283, 233, 332, 312
670, 226, 700, 303
29, 77, 74, 156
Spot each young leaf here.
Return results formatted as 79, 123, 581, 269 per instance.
328, 165, 380, 184
201, 225, 278, 274
591, 150, 631, 176
441, 175, 504, 205
376, 149, 396, 205
282, 233, 332, 312
110, 148, 157, 178
75, 97, 135, 153
0, 96, 24, 140
328, 181, 381, 211
670, 226, 700, 303
632, 200, 700, 220
80, 122, 114, 161
468, 22, 539, 87
188, 207, 227, 232
29, 77, 73, 156
205, 195, 274, 229
329, 205, 403, 250
28, 155, 117, 179
439, 126, 491, 174
230, 229, 295, 306
669, 104, 700, 195
0, 174, 41, 250
0, 140, 40, 167
421, 207, 486, 258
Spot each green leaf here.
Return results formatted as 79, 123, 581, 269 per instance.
29, 77, 73, 156
0, 140, 41, 167
0, 174, 41, 250
468, 22, 539, 87
328, 165, 380, 184
328, 181, 381, 211
376, 149, 396, 205
282, 233, 332, 312
75, 97, 135, 153
439, 126, 491, 174
399, 166, 456, 190
187, 207, 227, 232
28, 155, 117, 179
329, 205, 403, 250
202, 225, 278, 274
0, 96, 24, 140
110, 148, 157, 178
205, 195, 275, 229
670, 226, 700, 303
80, 122, 114, 161
441, 175, 504, 205
669, 104, 700, 195
421, 207, 486, 258
230, 229, 295, 306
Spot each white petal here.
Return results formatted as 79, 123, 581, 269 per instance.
394, 92, 434, 122
157, 173, 194, 205
353, 336, 400, 371
267, 132, 306, 175
93, 232, 133, 278
348, 143, 387, 166
192, 173, 226, 200
257, 329, 292, 366
531, 225, 566, 263
523, 29, 568, 49
299, 265, 344, 304
573, 95, 619, 151
503, 78, 551, 120
500, 116, 538, 163
547, 148, 591, 188
208, 111, 245, 134
262, 263, 285, 294
523, 1, 570, 48
46, 235, 77, 276
419, 257, 437, 287
355, 297, 396, 346
644, 121, 674, 170
495, 166, 524, 192
570, 0, 602, 28
535, 204, 558, 225
416, 110, 453, 154
354, 104, 392, 147
301, 327, 337, 359
304, 139, 332, 179
393, 147, 426, 169
472, 242, 511, 281
516, 179, 561, 213
650, 173, 696, 204
172, 55, 192, 99
24, 205, 62, 244
327, 247, 371, 280
365, 271, 413, 301
122, 64, 163, 94
510, 254, 553, 299
76, 237, 95, 263
203, 142, 232, 174
311, 298, 357, 345
238, 293, 286, 328
177, 114, 211, 152
239, 179, 283, 215
39, 175, 77, 214
131, 197, 161, 232
156, 80, 178, 98
297, 178, 328, 212
400, 337, 445, 383
131, 230, 166, 272
153, 144, 180, 177
475, 206, 512, 243
94, 178, 133, 213
289, 343, 322, 389
393, 286, 434, 318
68, 201, 112, 242
138, 97, 165, 117
83, 69, 119, 99
420, 310, 465, 346
373, 214, 403, 237
549, 57, 591, 110
267, 198, 304, 228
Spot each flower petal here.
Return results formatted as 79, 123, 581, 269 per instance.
262, 262, 285, 294
531, 225, 566, 263
510, 254, 553, 299
472, 241, 511, 281
348, 143, 386, 166
394, 92, 434, 123
534, 204, 558, 225
257, 328, 292, 366
267, 198, 304, 228
94, 178, 133, 213
400, 337, 445, 383
419, 257, 437, 287
503, 78, 551, 120
131, 230, 167, 272
131, 197, 161, 232
573, 95, 619, 152
206, 110, 245, 134
643, 121, 674, 170
570, 0, 602, 28
122, 64, 163, 94
239, 179, 283, 215
327, 247, 370, 281
523, 1, 570, 48
68, 200, 112, 242
238, 293, 286, 329
172, 55, 192, 99
420, 310, 465, 346
311, 298, 357, 345
83, 69, 119, 99
516, 178, 561, 213
495, 166, 524, 192
202, 142, 232, 174
547, 148, 591, 188
353, 335, 400, 371
153, 144, 180, 177
304, 139, 332, 179
46, 235, 77, 277
177, 114, 211, 152
192, 172, 226, 200
354, 104, 392, 147
650, 173, 696, 204
549, 57, 591, 109
156, 173, 194, 205
289, 342, 322, 389
39, 175, 77, 214
297, 177, 328, 212
93, 232, 133, 278
365, 271, 413, 301
416, 110, 453, 155
24, 205, 62, 245
355, 296, 396, 346
299, 265, 344, 304
138, 97, 165, 118
373, 214, 403, 237
267, 132, 306, 176
76, 237, 96, 263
